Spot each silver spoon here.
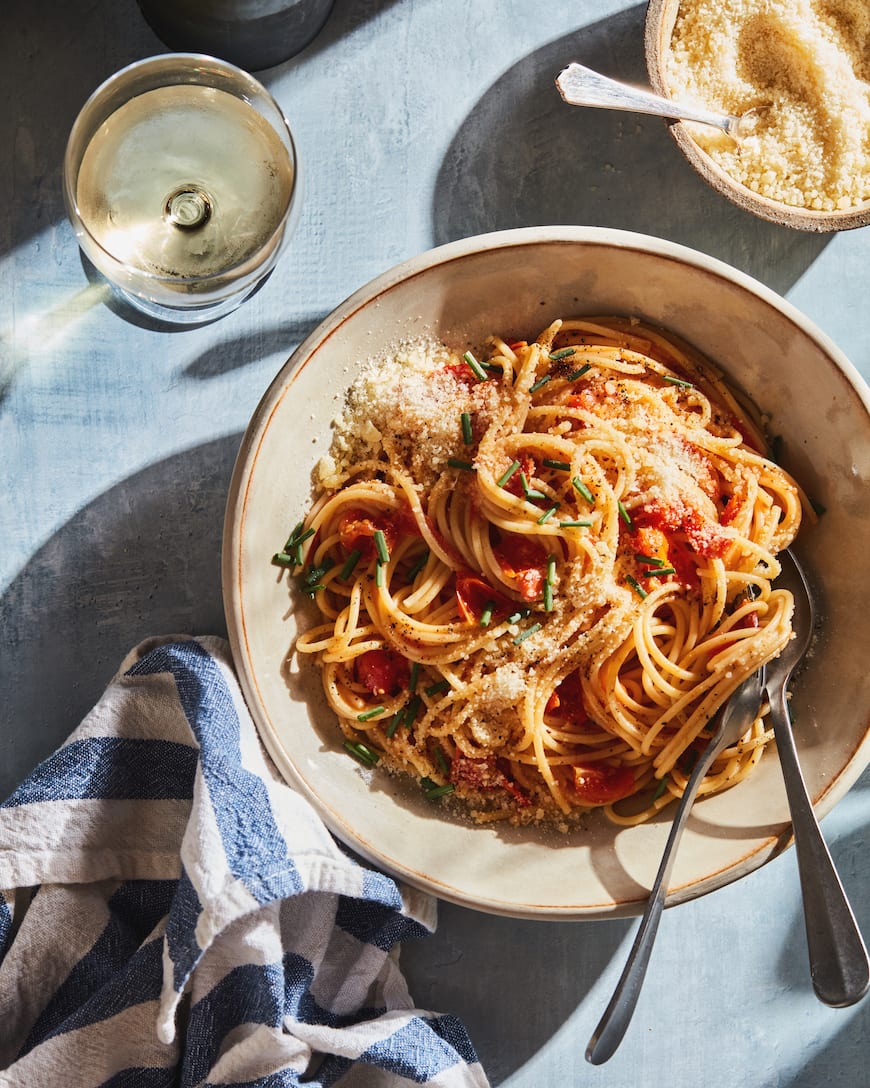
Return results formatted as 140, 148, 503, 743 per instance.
766, 549, 869, 1007
586, 665, 766, 1065
556, 62, 764, 139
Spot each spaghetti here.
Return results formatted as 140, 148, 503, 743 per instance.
278, 317, 809, 827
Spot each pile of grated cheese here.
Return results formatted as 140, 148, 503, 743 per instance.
317, 336, 501, 490
666, 0, 870, 211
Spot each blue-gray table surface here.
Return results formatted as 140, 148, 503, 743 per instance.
2, 1, 868, 1084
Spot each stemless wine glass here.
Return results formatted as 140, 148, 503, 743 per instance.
63, 54, 301, 324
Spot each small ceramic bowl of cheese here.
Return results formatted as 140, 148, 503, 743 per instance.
644, 0, 870, 231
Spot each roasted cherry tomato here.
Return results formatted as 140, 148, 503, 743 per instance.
492, 530, 548, 601
354, 649, 410, 697
571, 763, 637, 805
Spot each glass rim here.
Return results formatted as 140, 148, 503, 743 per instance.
62, 52, 300, 290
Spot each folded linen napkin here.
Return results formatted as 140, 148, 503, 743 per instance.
0, 636, 489, 1087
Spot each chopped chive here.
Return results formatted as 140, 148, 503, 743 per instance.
286, 526, 314, 549
386, 709, 405, 738
544, 582, 553, 612
626, 575, 648, 600
530, 374, 552, 393
549, 346, 576, 360
513, 622, 542, 645
479, 602, 496, 627
292, 542, 304, 566
340, 548, 362, 579
543, 458, 571, 471
434, 746, 451, 776
406, 549, 430, 582
463, 350, 488, 381
422, 778, 455, 800
662, 374, 694, 388
447, 458, 476, 471
546, 555, 556, 584
652, 774, 670, 801
618, 501, 634, 529
375, 563, 385, 587
559, 519, 593, 528
537, 505, 559, 524
635, 552, 665, 567
520, 472, 547, 500
404, 694, 422, 723
461, 412, 474, 445
272, 551, 296, 567
356, 706, 385, 722
497, 460, 520, 487
373, 529, 390, 564
643, 566, 676, 577
507, 608, 531, 624
344, 740, 380, 765
303, 562, 332, 586
285, 521, 304, 545
408, 661, 420, 692
572, 477, 595, 504
425, 679, 451, 697
566, 364, 592, 381
482, 361, 503, 372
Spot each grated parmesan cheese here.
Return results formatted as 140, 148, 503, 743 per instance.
666, 0, 870, 211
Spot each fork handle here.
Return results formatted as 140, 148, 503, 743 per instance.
769, 684, 870, 1006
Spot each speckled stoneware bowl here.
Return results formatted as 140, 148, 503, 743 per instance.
645, 0, 870, 232
223, 226, 870, 919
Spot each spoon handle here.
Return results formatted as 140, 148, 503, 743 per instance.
769, 683, 870, 1007
585, 738, 720, 1065
555, 62, 733, 133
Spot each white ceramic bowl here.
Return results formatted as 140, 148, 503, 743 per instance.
222, 226, 870, 919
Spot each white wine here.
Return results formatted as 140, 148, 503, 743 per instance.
75, 83, 295, 283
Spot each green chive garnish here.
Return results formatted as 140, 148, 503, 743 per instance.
272, 551, 296, 567
549, 347, 576, 360
357, 706, 385, 722
375, 563, 385, 587
530, 374, 552, 393
544, 582, 553, 612
479, 602, 496, 627
285, 521, 304, 545
537, 505, 559, 524
463, 350, 488, 381
566, 364, 592, 381
461, 412, 473, 445
635, 553, 665, 567
374, 529, 390, 564
559, 519, 592, 528
447, 458, 475, 471
546, 555, 556, 584
643, 566, 676, 577
340, 548, 362, 579
425, 679, 451, 697
406, 550, 429, 582
408, 661, 420, 692
497, 460, 520, 487
572, 477, 595, 504
344, 740, 380, 765
662, 375, 694, 388
652, 774, 670, 802
618, 501, 633, 528
520, 472, 547, 500
286, 526, 314, 549
626, 575, 648, 599
434, 746, 450, 776
507, 608, 531, 624
424, 783, 456, 800
513, 622, 542, 645
543, 459, 571, 471
386, 709, 405, 738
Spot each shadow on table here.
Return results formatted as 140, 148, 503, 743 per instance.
0, 433, 241, 801
431, 3, 831, 294
400, 902, 631, 1085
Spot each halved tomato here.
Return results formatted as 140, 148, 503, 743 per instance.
455, 573, 514, 625
354, 649, 410, 696
492, 530, 548, 601
571, 763, 637, 805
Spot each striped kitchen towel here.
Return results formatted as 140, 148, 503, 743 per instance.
0, 636, 489, 1087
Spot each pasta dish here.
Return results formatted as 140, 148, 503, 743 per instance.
276, 317, 809, 827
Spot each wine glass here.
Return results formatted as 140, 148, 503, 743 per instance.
63, 53, 301, 324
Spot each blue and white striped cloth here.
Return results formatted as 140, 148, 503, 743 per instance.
0, 636, 489, 1087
